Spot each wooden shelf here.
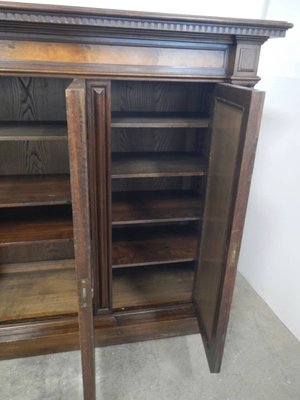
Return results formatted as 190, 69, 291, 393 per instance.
0, 206, 73, 245
112, 190, 203, 225
111, 113, 209, 128
112, 153, 206, 178
113, 263, 194, 310
0, 122, 67, 141
0, 259, 77, 323
112, 225, 198, 268
0, 206, 74, 263
0, 174, 71, 208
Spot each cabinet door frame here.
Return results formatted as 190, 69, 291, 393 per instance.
66, 79, 95, 400
193, 83, 265, 372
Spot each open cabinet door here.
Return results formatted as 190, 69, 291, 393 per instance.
66, 80, 95, 400
193, 83, 265, 373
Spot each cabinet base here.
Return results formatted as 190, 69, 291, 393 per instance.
0, 304, 199, 360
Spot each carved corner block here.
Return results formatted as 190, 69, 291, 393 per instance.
228, 38, 266, 86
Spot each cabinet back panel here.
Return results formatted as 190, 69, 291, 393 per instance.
112, 177, 202, 192
0, 77, 71, 176
0, 77, 71, 121
112, 128, 206, 153
111, 81, 214, 113
0, 141, 69, 175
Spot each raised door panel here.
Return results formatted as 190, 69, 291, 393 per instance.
193, 83, 265, 372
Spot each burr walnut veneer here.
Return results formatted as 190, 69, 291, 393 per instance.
0, 2, 292, 399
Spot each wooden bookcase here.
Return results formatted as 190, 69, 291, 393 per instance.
0, 3, 292, 400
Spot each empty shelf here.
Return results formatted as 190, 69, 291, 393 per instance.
0, 175, 71, 208
112, 190, 203, 225
113, 263, 194, 310
112, 153, 206, 178
0, 122, 68, 141
0, 206, 74, 263
112, 225, 198, 268
0, 259, 77, 323
111, 113, 209, 128
0, 207, 73, 245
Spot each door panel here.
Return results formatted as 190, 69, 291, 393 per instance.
193, 83, 265, 372
66, 80, 95, 400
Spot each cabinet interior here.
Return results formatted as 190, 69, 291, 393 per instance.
0, 77, 215, 324
110, 80, 214, 311
0, 77, 76, 324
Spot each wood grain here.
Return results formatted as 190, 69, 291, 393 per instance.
111, 114, 209, 128
0, 122, 67, 141
113, 264, 194, 310
111, 81, 213, 114
0, 206, 74, 263
112, 176, 199, 192
0, 206, 73, 244
112, 190, 203, 225
112, 225, 198, 267
112, 152, 206, 178
0, 140, 70, 175
0, 77, 70, 121
0, 259, 77, 323
112, 127, 205, 154
0, 305, 199, 360
0, 174, 71, 207
193, 84, 265, 372
86, 81, 112, 313
66, 79, 95, 400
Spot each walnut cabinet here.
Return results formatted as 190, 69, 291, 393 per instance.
0, 3, 292, 399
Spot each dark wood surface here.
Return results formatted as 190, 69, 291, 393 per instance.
0, 259, 77, 323
113, 264, 194, 310
111, 114, 209, 128
111, 81, 213, 115
0, 174, 71, 208
112, 226, 198, 267
112, 127, 204, 154
0, 206, 73, 244
112, 190, 203, 225
66, 79, 96, 400
0, 206, 74, 263
0, 2, 291, 390
0, 140, 70, 175
193, 83, 265, 372
112, 176, 200, 192
0, 77, 70, 122
112, 152, 206, 178
86, 81, 112, 314
0, 304, 199, 360
0, 122, 67, 141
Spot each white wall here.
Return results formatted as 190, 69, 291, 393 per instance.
238, 0, 300, 341
2, 0, 266, 19
3, 0, 299, 340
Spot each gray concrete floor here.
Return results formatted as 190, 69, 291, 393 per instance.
1, 273, 299, 400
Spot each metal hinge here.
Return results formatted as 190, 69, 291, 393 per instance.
79, 279, 88, 309
229, 243, 238, 268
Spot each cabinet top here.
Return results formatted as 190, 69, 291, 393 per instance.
0, 1, 292, 43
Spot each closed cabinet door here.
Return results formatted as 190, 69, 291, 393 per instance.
193, 83, 265, 372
